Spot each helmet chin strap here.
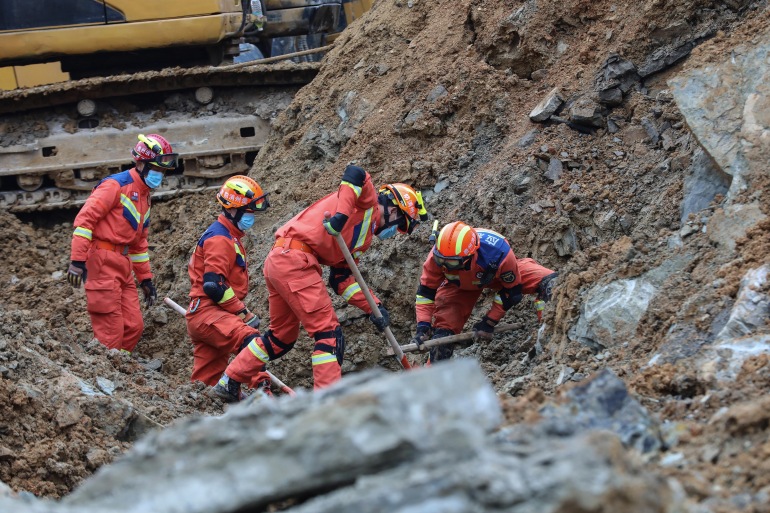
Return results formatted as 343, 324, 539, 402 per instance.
224, 207, 246, 225
375, 194, 403, 234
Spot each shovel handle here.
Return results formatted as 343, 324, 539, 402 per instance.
390, 322, 523, 354
163, 297, 297, 395
325, 216, 411, 369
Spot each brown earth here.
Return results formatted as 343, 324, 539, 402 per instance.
1, 0, 769, 510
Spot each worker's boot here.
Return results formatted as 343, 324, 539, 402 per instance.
255, 375, 273, 398
212, 374, 243, 403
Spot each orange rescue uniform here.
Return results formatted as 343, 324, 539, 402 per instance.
225, 171, 382, 390
415, 229, 523, 334
70, 168, 153, 352
185, 214, 265, 386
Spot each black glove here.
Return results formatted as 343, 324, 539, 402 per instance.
323, 213, 349, 236
472, 315, 497, 342
67, 261, 87, 288
410, 322, 432, 352
369, 304, 390, 332
139, 279, 157, 307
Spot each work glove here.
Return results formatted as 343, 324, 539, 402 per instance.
66, 261, 87, 288
239, 309, 261, 329
534, 299, 545, 322
410, 322, 432, 352
472, 315, 498, 342
322, 212, 349, 236
369, 304, 390, 332
139, 279, 157, 307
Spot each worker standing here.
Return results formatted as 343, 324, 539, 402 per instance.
410, 221, 524, 363
185, 176, 270, 390
213, 164, 428, 401
66, 134, 176, 353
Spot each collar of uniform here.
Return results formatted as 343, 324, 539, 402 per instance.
129, 167, 150, 192
218, 213, 245, 237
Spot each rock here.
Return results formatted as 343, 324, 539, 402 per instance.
544, 158, 563, 181
63, 361, 502, 513
538, 369, 662, 454
669, 31, 770, 200
55, 402, 83, 428
639, 42, 694, 77
529, 88, 563, 122
640, 117, 659, 145
680, 148, 731, 224
569, 96, 604, 128
517, 129, 538, 148
569, 278, 657, 351
595, 54, 640, 94
707, 202, 766, 252
598, 87, 623, 106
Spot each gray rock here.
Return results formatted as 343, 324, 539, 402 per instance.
680, 147, 731, 224
529, 88, 564, 122
669, 31, 770, 200
544, 158, 563, 181
569, 96, 604, 128
569, 278, 656, 351
64, 361, 501, 513
595, 54, 640, 94
538, 369, 662, 454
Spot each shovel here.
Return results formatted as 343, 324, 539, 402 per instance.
163, 297, 296, 396
325, 213, 412, 370
388, 322, 522, 354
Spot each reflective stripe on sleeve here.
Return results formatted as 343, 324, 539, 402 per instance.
73, 227, 93, 240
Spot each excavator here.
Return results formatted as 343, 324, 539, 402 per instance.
0, 0, 374, 212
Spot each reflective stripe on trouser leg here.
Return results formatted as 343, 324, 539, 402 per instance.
225, 333, 268, 385
312, 326, 343, 389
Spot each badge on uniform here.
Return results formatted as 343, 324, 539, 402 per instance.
501, 271, 516, 283
131, 192, 139, 201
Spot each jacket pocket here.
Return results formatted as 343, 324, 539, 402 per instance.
288, 272, 326, 314
85, 279, 119, 314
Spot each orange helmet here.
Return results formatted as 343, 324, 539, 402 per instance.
433, 221, 480, 270
378, 183, 428, 234
131, 134, 177, 169
216, 175, 269, 212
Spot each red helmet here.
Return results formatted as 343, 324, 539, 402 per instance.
378, 183, 428, 234
433, 221, 480, 270
216, 175, 269, 212
131, 134, 178, 169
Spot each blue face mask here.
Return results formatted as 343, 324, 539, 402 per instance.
145, 170, 164, 189
377, 224, 398, 240
237, 212, 255, 231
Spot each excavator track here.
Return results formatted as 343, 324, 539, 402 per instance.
0, 62, 321, 212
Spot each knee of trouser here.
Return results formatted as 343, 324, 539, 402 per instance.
313, 326, 344, 366
262, 329, 296, 360
241, 333, 271, 365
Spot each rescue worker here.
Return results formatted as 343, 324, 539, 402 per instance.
517, 258, 558, 322
185, 176, 269, 389
66, 134, 176, 353
410, 221, 524, 363
213, 164, 428, 401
